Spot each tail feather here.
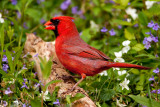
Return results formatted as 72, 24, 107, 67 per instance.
108, 62, 151, 70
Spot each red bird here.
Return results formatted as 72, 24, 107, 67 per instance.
44, 16, 151, 91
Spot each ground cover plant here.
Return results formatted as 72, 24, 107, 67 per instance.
0, 0, 160, 106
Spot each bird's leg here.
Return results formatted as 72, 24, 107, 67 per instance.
65, 73, 86, 93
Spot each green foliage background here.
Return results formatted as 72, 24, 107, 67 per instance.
0, 0, 160, 106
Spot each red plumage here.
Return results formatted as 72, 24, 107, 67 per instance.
44, 16, 151, 91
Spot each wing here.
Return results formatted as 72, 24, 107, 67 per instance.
64, 43, 112, 61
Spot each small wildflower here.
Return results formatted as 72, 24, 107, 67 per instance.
23, 104, 26, 107
101, 27, 108, 33
147, 20, 154, 28
152, 23, 159, 31
21, 78, 29, 89
53, 99, 60, 106
72, 6, 78, 14
34, 83, 40, 89
2, 55, 8, 62
22, 64, 27, 70
116, 99, 127, 107
13, 99, 20, 106
157, 89, 160, 94
122, 40, 130, 46
23, 22, 28, 29
149, 76, 154, 81
118, 70, 126, 76
145, 1, 156, 9
118, 25, 122, 29
153, 68, 159, 73
60, 0, 71, 10
99, 70, 108, 76
114, 51, 125, 62
0, 13, 4, 23
2, 64, 9, 72
40, 18, 45, 24
3, 101, 8, 107
4, 87, 13, 95
122, 46, 130, 53
34, 53, 39, 57
16, 11, 21, 19
120, 78, 130, 90
151, 90, 157, 93
11, 0, 17, 5
134, 23, 139, 27
37, 0, 45, 4
109, 29, 116, 36
152, 36, 158, 42
40, 90, 49, 101
125, 7, 138, 20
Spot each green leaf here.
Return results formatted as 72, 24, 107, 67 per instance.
100, 89, 115, 101
13, 44, 24, 71
112, 19, 132, 26
45, 80, 62, 90
124, 29, 135, 40
129, 95, 160, 107
132, 43, 145, 51
0, 24, 4, 55
6, 49, 14, 72
138, 12, 148, 26
30, 99, 41, 107
66, 95, 71, 104
70, 93, 85, 103
39, 56, 53, 80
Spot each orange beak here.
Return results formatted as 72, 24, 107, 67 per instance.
44, 21, 56, 30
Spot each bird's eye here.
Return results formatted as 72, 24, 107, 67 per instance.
50, 19, 60, 26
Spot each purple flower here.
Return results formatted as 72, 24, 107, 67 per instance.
109, 29, 116, 36
72, 6, 78, 14
60, 0, 71, 10
128, 2, 131, 5
53, 99, 60, 106
37, 0, 45, 4
2, 55, 8, 62
23, 104, 26, 107
34, 72, 37, 77
16, 11, 21, 19
34, 53, 39, 57
146, 36, 152, 42
152, 23, 159, 31
155, 54, 159, 57
40, 18, 45, 24
3, 101, 8, 107
23, 22, 28, 29
11, 0, 17, 5
151, 90, 157, 93
101, 27, 108, 33
34, 83, 40, 88
145, 31, 152, 35
21, 78, 29, 89
147, 20, 154, 28
134, 23, 138, 27
153, 68, 159, 73
144, 42, 151, 49
22, 64, 27, 70
4, 87, 13, 95
118, 25, 122, 29
157, 89, 160, 94
149, 76, 154, 81
152, 36, 158, 42
21, 82, 29, 89
2, 64, 9, 72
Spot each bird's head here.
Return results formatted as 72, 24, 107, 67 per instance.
44, 16, 75, 36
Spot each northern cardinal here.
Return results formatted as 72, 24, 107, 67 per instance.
44, 16, 151, 91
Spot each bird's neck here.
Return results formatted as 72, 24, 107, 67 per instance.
58, 26, 79, 39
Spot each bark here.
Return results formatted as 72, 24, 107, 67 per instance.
24, 33, 96, 107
